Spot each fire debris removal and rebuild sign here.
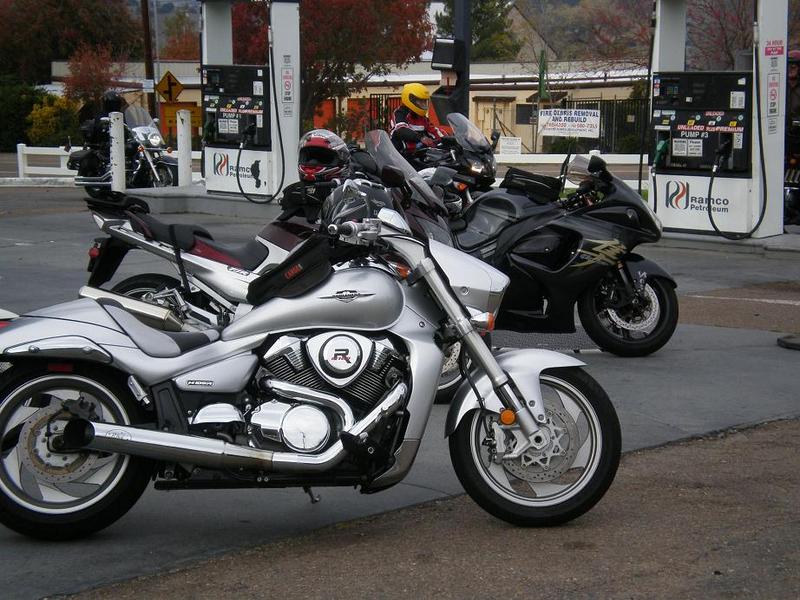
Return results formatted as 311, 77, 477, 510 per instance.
538, 109, 601, 138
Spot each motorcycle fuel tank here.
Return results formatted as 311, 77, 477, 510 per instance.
221, 267, 405, 341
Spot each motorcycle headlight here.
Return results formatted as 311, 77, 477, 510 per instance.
468, 159, 484, 175
148, 132, 164, 147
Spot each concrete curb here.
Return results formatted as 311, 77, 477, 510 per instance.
657, 230, 800, 256
0, 177, 74, 187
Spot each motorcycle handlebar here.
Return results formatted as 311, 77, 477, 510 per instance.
327, 220, 380, 239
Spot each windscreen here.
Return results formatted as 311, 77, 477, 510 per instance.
364, 130, 445, 211
447, 113, 491, 152
124, 106, 157, 129
567, 154, 642, 204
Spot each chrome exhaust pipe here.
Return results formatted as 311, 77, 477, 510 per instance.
79, 286, 184, 332
62, 383, 406, 473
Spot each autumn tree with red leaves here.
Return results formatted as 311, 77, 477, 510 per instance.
232, 1, 270, 64
63, 44, 128, 113
227, 0, 431, 124
161, 7, 200, 60
0, 0, 141, 84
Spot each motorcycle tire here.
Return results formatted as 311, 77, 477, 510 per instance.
449, 367, 620, 526
578, 275, 678, 357
111, 273, 185, 310
151, 163, 175, 188
0, 363, 153, 540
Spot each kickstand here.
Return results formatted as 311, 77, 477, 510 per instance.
303, 486, 321, 504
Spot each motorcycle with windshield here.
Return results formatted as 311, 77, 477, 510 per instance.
366, 130, 679, 357
68, 106, 178, 198
0, 184, 620, 539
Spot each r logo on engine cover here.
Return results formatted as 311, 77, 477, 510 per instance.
319, 335, 362, 377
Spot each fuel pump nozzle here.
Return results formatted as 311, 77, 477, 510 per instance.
713, 138, 733, 173
653, 139, 669, 167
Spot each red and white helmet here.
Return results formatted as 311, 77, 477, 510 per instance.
297, 129, 351, 182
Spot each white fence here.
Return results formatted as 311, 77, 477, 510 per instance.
15, 144, 201, 179
13, 144, 647, 190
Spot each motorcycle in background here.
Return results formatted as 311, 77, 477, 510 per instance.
68, 106, 178, 198
365, 130, 679, 358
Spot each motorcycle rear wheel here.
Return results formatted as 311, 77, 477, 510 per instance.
0, 363, 152, 540
578, 275, 678, 357
449, 367, 620, 526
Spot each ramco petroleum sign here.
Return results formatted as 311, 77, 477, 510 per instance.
665, 181, 730, 213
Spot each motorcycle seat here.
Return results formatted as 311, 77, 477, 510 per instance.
189, 238, 270, 271
97, 299, 219, 358
130, 213, 213, 251
68, 149, 93, 162
454, 188, 562, 251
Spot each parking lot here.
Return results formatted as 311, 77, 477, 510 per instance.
1, 187, 799, 598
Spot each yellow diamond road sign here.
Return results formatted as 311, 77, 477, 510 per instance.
156, 71, 184, 102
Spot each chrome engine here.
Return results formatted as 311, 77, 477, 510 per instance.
246, 332, 407, 454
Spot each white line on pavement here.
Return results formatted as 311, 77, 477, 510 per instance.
687, 295, 800, 307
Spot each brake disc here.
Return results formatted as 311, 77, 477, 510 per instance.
606, 283, 660, 332
18, 404, 100, 485
503, 406, 579, 482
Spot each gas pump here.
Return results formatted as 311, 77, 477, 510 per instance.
648, 0, 787, 238
199, 0, 300, 200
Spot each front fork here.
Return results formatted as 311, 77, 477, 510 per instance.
419, 259, 547, 444
140, 148, 162, 184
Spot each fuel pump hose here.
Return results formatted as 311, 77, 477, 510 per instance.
705, 0, 769, 240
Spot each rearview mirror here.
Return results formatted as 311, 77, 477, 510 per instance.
587, 155, 607, 173
440, 135, 458, 147
490, 130, 500, 151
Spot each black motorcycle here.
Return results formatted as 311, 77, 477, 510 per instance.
68, 106, 178, 198
417, 112, 500, 194
366, 130, 679, 357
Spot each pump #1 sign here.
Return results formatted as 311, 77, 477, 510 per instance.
538, 109, 600, 139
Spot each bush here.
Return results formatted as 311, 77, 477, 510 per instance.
0, 77, 42, 150
26, 95, 82, 147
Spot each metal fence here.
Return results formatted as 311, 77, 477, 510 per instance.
555, 98, 649, 154
369, 94, 402, 131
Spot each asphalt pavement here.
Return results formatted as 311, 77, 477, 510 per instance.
1, 187, 799, 598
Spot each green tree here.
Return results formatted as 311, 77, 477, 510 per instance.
436, 0, 522, 61
0, 76, 43, 150
26, 95, 81, 147
0, 0, 141, 84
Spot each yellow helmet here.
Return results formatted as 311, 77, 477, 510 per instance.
401, 83, 430, 117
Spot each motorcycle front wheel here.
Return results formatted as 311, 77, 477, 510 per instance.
151, 163, 175, 188
578, 275, 678, 357
449, 367, 620, 526
0, 363, 152, 540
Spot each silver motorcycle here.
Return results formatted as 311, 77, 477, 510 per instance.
0, 192, 620, 539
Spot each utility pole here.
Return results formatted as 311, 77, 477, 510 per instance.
454, 0, 471, 117
141, 0, 156, 114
